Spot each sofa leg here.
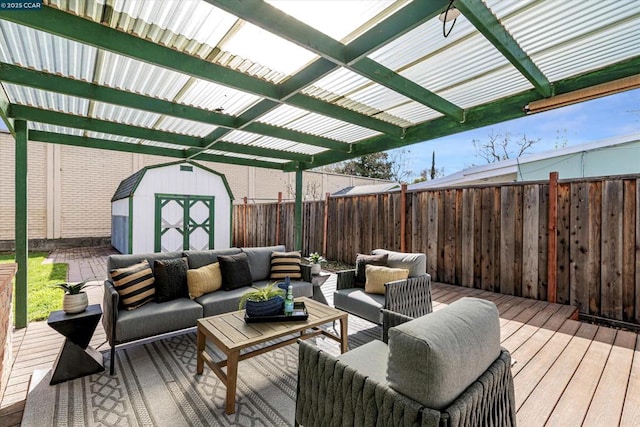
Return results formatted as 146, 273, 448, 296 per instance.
110, 345, 116, 375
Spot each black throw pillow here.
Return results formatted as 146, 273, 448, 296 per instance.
218, 252, 253, 290
154, 257, 189, 302
355, 253, 388, 287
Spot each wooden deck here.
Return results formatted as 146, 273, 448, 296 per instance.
1, 248, 639, 426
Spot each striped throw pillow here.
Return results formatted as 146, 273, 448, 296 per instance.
111, 260, 156, 310
270, 251, 302, 280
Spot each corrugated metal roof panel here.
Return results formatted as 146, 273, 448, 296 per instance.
155, 116, 217, 137
325, 125, 381, 143
219, 22, 317, 76
28, 122, 84, 136
266, 0, 403, 42
0, 22, 97, 80
97, 52, 190, 101
91, 101, 161, 128
87, 132, 140, 143
386, 101, 441, 125
304, 68, 371, 97
222, 131, 327, 155
178, 79, 261, 116
4, 84, 89, 115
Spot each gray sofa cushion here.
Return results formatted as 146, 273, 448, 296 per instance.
108, 251, 183, 274
371, 249, 426, 278
337, 339, 389, 385
387, 297, 501, 410
333, 288, 385, 324
115, 298, 203, 342
196, 287, 249, 317
242, 245, 285, 281
183, 248, 242, 269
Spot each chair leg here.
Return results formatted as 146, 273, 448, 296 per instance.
110, 345, 116, 375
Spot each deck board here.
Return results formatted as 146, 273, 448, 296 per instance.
582, 330, 637, 426
1, 251, 638, 427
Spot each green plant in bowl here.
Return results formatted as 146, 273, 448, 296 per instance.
238, 282, 285, 310
51, 280, 93, 294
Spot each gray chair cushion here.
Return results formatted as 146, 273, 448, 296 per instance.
337, 339, 389, 385
333, 288, 385, 324
183, 248, 241, 269
387, 297, 501, 410
371, 249, 426, 278
108, 251, 183, 274
115, 298, 203, 343
242, 245, 285, 281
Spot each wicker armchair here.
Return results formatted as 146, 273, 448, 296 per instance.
334, 249, 432, 325
296, 298, 517, 427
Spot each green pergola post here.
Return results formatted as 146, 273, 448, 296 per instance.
14, 119, 28, 328
294, 169, 303, 251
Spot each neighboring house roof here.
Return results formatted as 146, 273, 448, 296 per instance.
409, 134, 640, 190
332, 183, 400, 196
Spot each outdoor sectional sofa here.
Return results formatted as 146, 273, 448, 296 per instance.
102, 245, 313, 374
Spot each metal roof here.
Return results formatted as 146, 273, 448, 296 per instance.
0, 0, 638, 172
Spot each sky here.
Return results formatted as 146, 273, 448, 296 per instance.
397, 88, 640, 180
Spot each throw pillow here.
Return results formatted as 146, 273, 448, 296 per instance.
364, 264, 409, 295
218, 252, 253, 290
186, 262, 222, 299
355, 253, 388, 287
110, 260, 155, 310
270, 251, 302, 280
154, 257, 189, 302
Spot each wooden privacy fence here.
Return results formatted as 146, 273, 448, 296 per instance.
233, 175, 640, 325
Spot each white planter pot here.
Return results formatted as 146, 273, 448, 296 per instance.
63, 292, 88, 314
310, 263, 321, 275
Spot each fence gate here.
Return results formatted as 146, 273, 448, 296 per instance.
155, 194, 215, 252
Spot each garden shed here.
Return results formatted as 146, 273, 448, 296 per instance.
111, 161, 233, 254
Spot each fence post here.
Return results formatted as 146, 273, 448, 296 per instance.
323, 192, 329, 257
276, 192, 282, 244
243, 197, 248, 247
401, 184, 407, 252
547, 172, 558, 303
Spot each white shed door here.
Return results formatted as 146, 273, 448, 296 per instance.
155, 195, 215, 252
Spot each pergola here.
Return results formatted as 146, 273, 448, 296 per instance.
1, 0, 638, 327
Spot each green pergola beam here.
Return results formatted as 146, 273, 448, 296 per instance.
14, 119, 28, 328
198, 0, 452, 154
0, 63, 349, 154
8, 104, 313, 162
209, 0, 464, 121
28, 130, 286, 170
0, 84, 14, 135
1, 6, 401, 137
292, 56, 640, 170
456, 0, 552, 98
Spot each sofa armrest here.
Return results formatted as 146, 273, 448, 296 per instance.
300, 263, 312, 282
295, 339, 440, 427
336, 269, 356, 290
102, 279, 119, 346
384, 273, 433, 318
381, 309, 414, 344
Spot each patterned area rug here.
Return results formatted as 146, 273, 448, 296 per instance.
23, 316, 380, 427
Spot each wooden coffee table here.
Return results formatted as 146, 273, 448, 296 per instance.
196, 297, 348, 414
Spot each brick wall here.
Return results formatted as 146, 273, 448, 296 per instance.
0, 130, 393, 241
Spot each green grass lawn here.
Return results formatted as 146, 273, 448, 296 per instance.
0, 252, 68, 322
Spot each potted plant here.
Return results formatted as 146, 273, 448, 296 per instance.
52, 280, 93, 314
306, 252, 326, 275
238, 282, 285, 317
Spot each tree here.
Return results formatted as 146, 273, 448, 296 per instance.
412, 151, 445, 183
331, 152, 393, 180
430, 151, 437, 179
472, 130, 540, 163
387, 149, 413, 183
